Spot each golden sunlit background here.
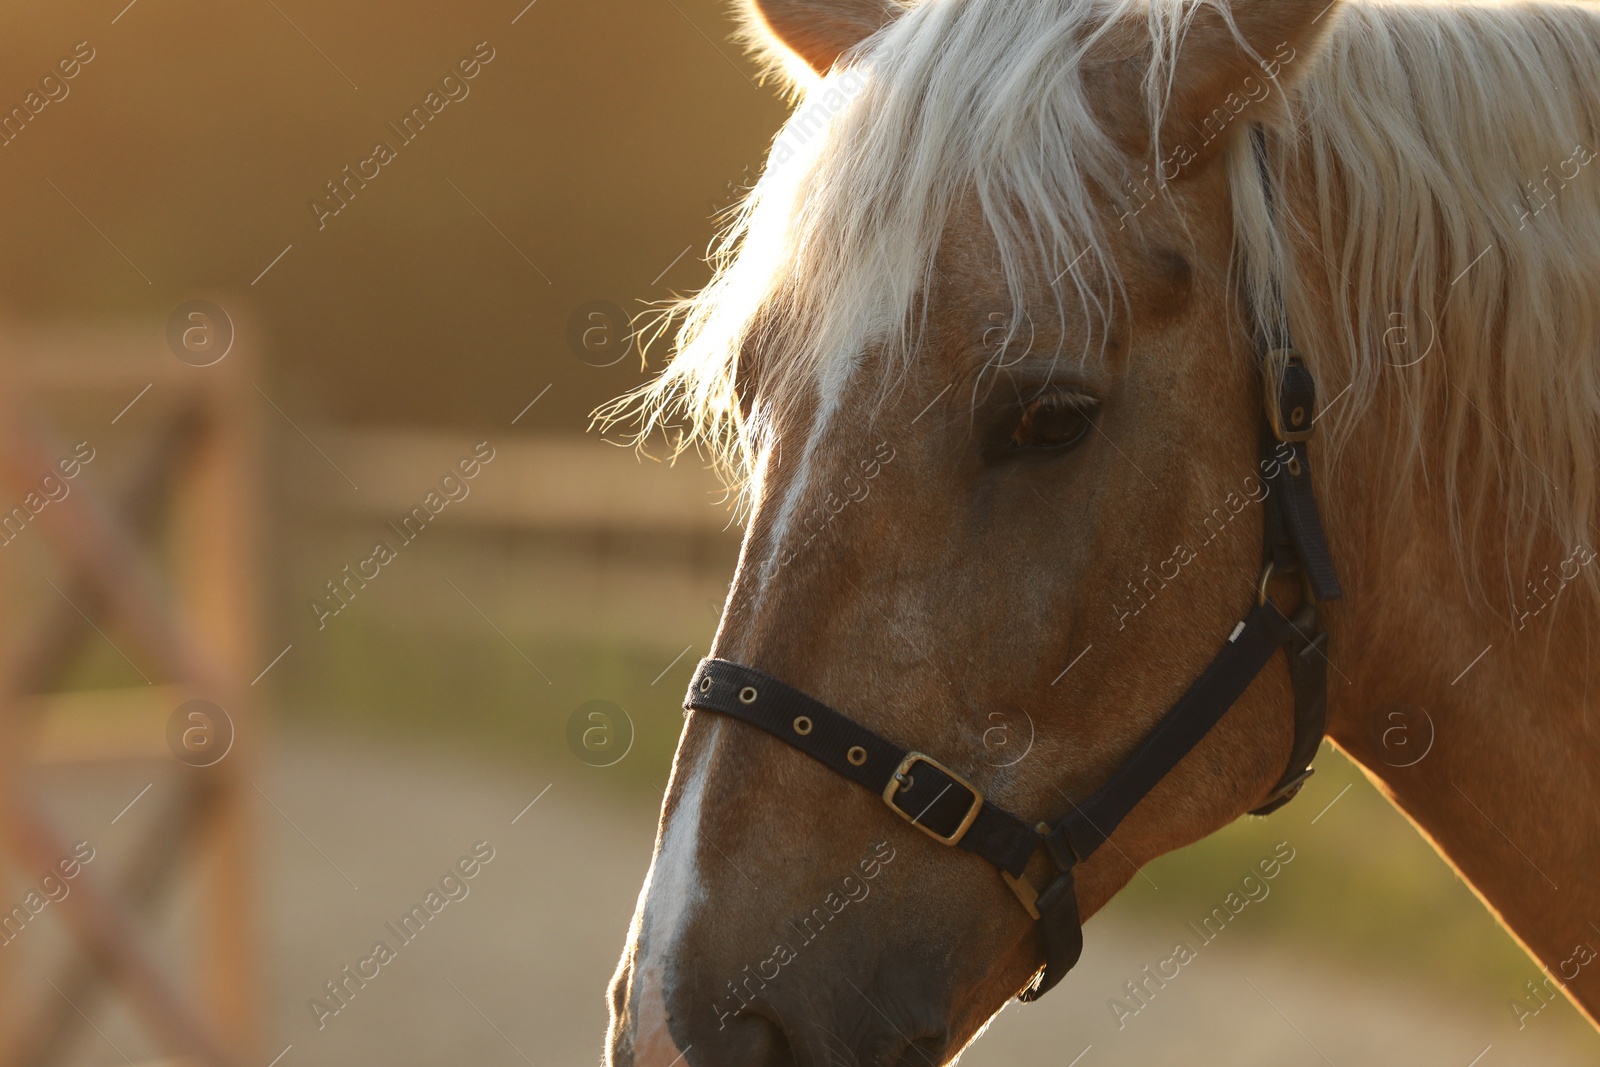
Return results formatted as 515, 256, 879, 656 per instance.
0, 1, 1594, 1065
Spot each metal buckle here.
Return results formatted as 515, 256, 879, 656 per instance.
1271, 764, 1315, 802
881, 752, 983, 847
1264, 350, 1316, 443
1258, 559, 1320, 609
1257, 560, 1276, 607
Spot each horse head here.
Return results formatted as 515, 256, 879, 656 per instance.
608, 0, 1351, 1062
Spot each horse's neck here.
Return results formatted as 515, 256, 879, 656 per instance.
1329, 620, 1600, 1018
1316, 315, 1600, 1029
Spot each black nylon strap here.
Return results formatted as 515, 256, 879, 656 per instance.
1248, 353, 1343, 813
686, 659, 1041, 878
1016, 867, 1083, 1003
1264, 361, 1344, 601
1017, 602, 1301, 1001
1048, 602, 1294, 868
1248, 601, 1331, 815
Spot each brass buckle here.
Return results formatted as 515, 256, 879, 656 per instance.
882, 752, 983, 847
1264, 349, 1316, 443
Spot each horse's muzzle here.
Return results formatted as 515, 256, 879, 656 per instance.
609, 953, 953, 1067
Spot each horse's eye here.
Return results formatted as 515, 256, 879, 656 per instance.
1009, 391, 1096, 451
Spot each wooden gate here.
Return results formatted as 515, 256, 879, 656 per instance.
0, 314, 262, 1066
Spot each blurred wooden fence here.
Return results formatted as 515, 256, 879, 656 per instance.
0, 317, 262, 1067
319, 430, 738, 534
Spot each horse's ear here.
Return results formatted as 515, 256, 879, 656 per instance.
1094, 0, 1339, 172
738, 0, 902, 85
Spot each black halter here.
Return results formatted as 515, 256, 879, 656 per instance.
682, 129, 1342, 1001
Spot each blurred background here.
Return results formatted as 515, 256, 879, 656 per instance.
0, 1, 1594, 1065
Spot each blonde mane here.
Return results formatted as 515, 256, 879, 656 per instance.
602, 0, 1600, 611
1237, 0, 1600, 611
601, 0, 1176, 482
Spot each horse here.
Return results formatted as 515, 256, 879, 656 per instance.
599, 0, 1600, 1061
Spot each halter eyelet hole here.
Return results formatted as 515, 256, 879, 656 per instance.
1287, 456, 1304, 477
1290, 405, 1307, 427
738, 686, 758, 704
698, 677, 712, 693
847, 746, 868, 766
792, 715, 813, 735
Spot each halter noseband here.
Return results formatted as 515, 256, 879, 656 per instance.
682, 128, 1341, 1001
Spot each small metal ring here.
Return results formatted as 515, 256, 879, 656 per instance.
847, 746, 868, 766
698, 676, 712, 693
792, 715, 813, 735
1290, 405, 1307, 427
738, 686, 758, 704
1287, 456, 1303, 477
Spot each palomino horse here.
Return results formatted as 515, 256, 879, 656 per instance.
602, 0, 1600, 1061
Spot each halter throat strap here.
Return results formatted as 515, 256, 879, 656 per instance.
682, 124, 1340, 1002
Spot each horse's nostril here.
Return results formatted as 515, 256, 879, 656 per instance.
740, 1011, 799, 1067
759, 1015, 800, 1067
690, 1008, 797, 1067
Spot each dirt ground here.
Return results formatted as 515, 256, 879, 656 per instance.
13, 728, 1598, 1067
